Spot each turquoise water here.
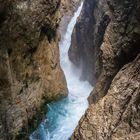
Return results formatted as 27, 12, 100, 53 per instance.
30, 2, 93, 140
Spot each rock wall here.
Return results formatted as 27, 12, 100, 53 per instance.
0, 0, 81, 139
88, 0, 140, 104
59, 0, 81, 35
69, 0, 140, 139
69, 0, 110, 85
61, 0, 81, 14
72, 54, 140, 140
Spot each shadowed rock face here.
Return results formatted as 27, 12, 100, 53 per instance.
69, 0, 140, 139
0, 0, 68, 139
88, 0, 140, 104
69, 0, 110, 85
0, 0, 80, 139
69, 0, 140, 101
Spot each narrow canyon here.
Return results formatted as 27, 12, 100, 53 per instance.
0, 0, 139, 140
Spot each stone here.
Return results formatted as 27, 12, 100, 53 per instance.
0, 0, 82, 139
69, 0, 140, 139
71, 54, 140, 140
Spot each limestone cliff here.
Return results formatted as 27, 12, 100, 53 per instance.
0, 0, 76, 139
69, 0, 140, 139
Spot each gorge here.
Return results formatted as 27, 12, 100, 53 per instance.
0, 0, 140, 140
30, 2, 93, 140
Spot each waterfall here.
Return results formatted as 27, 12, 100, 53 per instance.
30, 2, 93, 140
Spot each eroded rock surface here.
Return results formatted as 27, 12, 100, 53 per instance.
69, 0, 110, 85
69, 0, 140, 92
69, 0, 140, 139
0, 0, 73, 139
88, 0, 140, 104
71, 54, 140, 140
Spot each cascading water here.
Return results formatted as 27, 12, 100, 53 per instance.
30, 2, 93, 140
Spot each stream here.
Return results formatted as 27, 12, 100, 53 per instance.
30, 2, 93, 140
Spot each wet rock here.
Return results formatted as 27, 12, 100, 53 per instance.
70, 0, 140, 139
0, 0, 70, 139
69, 0, 140, 102
0, 0, 82, 138
71, 54, 140, 140
69, 0, 110, 85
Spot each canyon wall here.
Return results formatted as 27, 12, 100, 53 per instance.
69, 0, 110, 85
0, 0, 80, 139
70, 0, 140, 139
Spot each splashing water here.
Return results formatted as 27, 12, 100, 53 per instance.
30, 2, 93, 140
